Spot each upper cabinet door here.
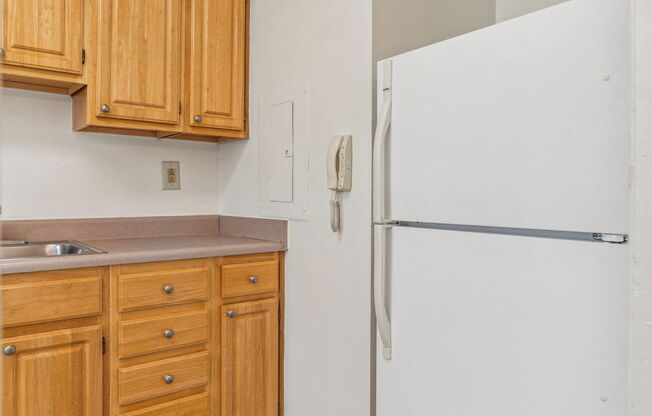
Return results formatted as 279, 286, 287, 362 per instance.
188, 0, 246, 131
2, 0, 83, 74
96, 0, 181, 124
2, 325, 102, 416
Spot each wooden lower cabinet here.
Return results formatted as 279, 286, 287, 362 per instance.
110, 252, 283, 416
222, 299, 279, 416
1, 252, 283, 416
2, 325, 103, 416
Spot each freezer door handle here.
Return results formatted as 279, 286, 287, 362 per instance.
373, 60, 392, 224
374, 225, 392, 360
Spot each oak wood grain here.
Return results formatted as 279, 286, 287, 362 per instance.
2, 269, 102, 327
221, 298, 279, 416
121, 392, 209, 416
119, 309, 209, 359
221, 260, 279, 298
118, 267, 209, 312
2, 325, 102, 416
118, 351, 209, 406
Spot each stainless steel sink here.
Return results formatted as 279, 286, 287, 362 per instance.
0, 241, 106, 261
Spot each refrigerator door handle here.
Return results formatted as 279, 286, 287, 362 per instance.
373, 60, 393, 360
373, 60, 392, 224
374, 224, 392, 360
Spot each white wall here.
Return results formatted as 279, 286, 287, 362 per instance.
0, 88, 220, 220
630, 0, 652, 414
496, 0, 566, 22
218, 0, 372, 415
373, 0, 495, 62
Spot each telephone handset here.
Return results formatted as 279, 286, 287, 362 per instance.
327, 135, 352, 232
328, 135, 352, 191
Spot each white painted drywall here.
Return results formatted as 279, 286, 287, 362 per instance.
0, 88, 220, 220
630, 0, 652, 414
373, 0, 495, 62
217, 0, 372, 414
496, 0, 567, 22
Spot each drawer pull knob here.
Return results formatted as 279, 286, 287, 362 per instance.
163, 329, 175, 339
248, 275, 259, 284
164, 374, 175, 384
226, 309, 237, 318
194, 115, 203, 123
163, 284, 175, 294
0, 48, 5, 57
100, 104, 110, 113
3, 345, 16, 356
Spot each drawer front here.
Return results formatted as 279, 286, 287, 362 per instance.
2, 275, 102, 327
119, 269, 209, 311
121, 392, 209, 416
118, 351, 209, 405
221, 261, 279, 298
119, 310, 209, 359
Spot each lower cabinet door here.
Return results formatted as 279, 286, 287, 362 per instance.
2, 325, 102, 416
222, 298, 279, 416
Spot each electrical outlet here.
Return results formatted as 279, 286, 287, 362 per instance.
162, 161, 180, 190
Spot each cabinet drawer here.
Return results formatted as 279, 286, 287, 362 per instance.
121, 392, 209, 416
119, 268, 209, 311
2, 272, 102, 327
118, 351, 209, 405
221, 261, 278, 298
119, 310, 209, 359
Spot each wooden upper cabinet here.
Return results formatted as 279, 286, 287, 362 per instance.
222, 298, 278, 416
3, 0, 250, 140
2, 0, 83, 74
2, 325, 102, 416
188, 0, 247, 132
96, 0, 181, 124
2, 0, 84, 75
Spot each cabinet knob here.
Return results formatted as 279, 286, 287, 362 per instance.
226, 309, 237, 318
163, 284, 175, 294
3, 345, 16, 356
194, 115, 202, 123
163, 329, 175, 339
0, 48, 5, 57
100, 104, 110, 113
248, 275, 259, 284
164, 374, 175, 384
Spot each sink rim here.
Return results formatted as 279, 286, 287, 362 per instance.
0, 240, 107, 262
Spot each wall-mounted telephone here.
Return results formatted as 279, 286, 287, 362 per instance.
327, 135, 352, 232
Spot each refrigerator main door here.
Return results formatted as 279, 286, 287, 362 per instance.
376, 227, 627, 416
386, 0, 630, 233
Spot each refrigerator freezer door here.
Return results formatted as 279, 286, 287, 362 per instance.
376, 226, 627, 416
387, 0, 630, 233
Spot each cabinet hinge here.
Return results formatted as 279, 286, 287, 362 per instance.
178, 101, 182, 115
101, 337, 106, 354
82, 49, 86, 65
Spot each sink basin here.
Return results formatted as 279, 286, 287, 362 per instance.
0, 241, 106, 261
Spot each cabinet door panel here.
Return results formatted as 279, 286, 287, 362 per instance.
2, 0, 83, 74
97, 0, 181, 124
189, 0, 246, 131
222, 298, 278, 416
2, 326, 102, 416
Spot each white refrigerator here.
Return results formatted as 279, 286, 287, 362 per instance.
373, 1, 630, 415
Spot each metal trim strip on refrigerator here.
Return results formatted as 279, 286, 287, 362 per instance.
396, 221, 628, 244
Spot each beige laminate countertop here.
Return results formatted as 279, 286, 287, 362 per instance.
0, 234, 286, 274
